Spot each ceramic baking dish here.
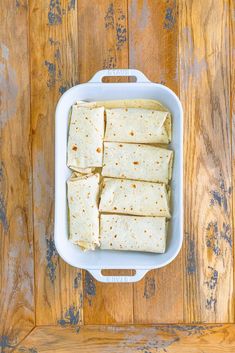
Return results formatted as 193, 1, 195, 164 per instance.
54, 69, 183, 283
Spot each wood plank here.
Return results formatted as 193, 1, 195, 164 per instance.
128, 0, 178, 91
231, 0, 235, 323
128, 0, 183, 323
77, 0, 133, 324
179, 0, 233, 322
15, 324, 235, 353
0, 0, 34, 351
29, 0, 83, 325
78, 0, 128, 82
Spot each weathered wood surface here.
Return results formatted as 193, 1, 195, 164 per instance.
15, 325, 235, 353
77, 0, 134, 325
29, 0, 83, 326
231, 0, 235, 327
180, 0, 233, 323
0, 0, 34, 351
129, 0, 183, 324
0, 0, 235, 351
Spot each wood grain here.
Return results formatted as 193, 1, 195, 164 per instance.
231, 0, 235, 324
16, 324, 235, 353
128, 0, 183, 324
29, 0, 83, 325
78, 0, 128, 82
0, 0, 34, 351
0, 0, 234, 345
78, 0, 133, 324
180, 0, 233, 322
128, 0, 178, 91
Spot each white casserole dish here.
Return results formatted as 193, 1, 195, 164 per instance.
54, 69, 183, 283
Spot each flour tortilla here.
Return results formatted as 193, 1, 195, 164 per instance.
76, 99, 168, 112
100, 214, 167, 253
99, 178, 171, 217
102, 142, 173, 183
67, 105, 104, 171
67, 173, 100, 250
104, 108, 171, 143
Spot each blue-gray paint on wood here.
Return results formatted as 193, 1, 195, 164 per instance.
84, 271, 96, 306
0, 193, 9, 232
58, 305, 80, 326
164, 0, 176, 30
186, 234, 196, 274
144, 276, 156, 299
46, 237, 58, 284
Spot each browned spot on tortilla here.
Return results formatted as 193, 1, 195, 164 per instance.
96, 147, 101, 153
113, 207, 117, 210
72, 145, 78, 151
103, 184, 106, 188
125, 108, 128, 111
133, 161, 139, 165
130, 131, 134, 136
119, 144, 123, 147
115, 162, 118, 165
132, 184, 136, 188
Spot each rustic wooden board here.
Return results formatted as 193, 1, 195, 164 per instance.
15, 325, 235, 353
128, 0, 183, 324
231, 0, 235, 324
1, 1, 235, 350
0, 0, 34, 351
29, 0, 83, 326
77, 0, 133, 325
179, 0, 233, 322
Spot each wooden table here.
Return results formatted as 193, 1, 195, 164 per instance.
1, 0, 235, 352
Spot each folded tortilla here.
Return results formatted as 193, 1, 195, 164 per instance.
99, 178, 171, 217
102, 142, 173, 183
104, 108, 171, 143
76, 99, 168, 112
67, 173, 100, 250
100, 214, 167, 253
67, 105, 104, 171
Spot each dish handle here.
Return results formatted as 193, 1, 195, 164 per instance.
88, 269, 148, 283
88, 69, 150, 83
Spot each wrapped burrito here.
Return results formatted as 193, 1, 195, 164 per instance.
100, 214, 167, 253
102, 142, 173, 183
99, 178, 171, 217
104, 108, 171, 143
67, 105, 104, 172
67, 173, 100, 250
